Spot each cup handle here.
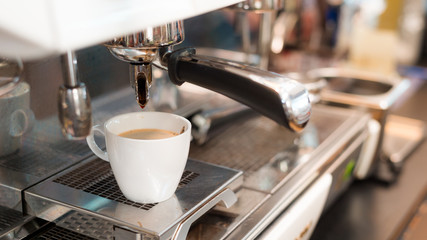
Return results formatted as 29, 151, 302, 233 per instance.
9, 109, 34, 137
86, 125, 109, 162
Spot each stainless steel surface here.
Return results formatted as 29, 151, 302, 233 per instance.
57, 83, 92, 140
383, 115, 426, 169
0, 206, 26, 233
0, 54, 140, 214
257, 12, 274, 69
227, 131, 367, 239
34, 225, 97, 240
231, 0, 284, 11
190, 113, 295, 173
114, 226, 141, 240
0, 71, 370, 240
282, 72, 328, 104
61, 51, 79, 87
105, 21, 185, 63
56, 211, 113, 239
235, 9, 275, 69
130, 63, 152, 108
25, 158, 242, 240
194, 48, 261, 67
58, 50, 92, 140
0, 217, 50, 240
229, 0, 285, 70
149, 66, 180, 112
0, 115, 92, 211
172, 188, 237, 240
308, 68, 411, 108
105, 21, 184, 109
307, 67, 412, 178
270, 11, 298, 54
1, 44, 371, 240
51, 159, 198, 210
186, 103, 370, 239
191, 103, 250, 145
189, 105, 349, 177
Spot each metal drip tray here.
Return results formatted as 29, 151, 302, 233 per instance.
52, 159, 200, 210
23, 104, 370, 240
24, 158, 242, 240
185, 105, 371, 239
0, 205, 26, 233
0, 116, 92, 212
33, 225, 98, 240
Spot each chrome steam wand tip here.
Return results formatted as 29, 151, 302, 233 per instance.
58, 50, 92, 140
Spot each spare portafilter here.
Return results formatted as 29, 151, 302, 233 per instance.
105, 20, 311, 132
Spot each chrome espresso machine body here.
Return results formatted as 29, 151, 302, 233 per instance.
0, 1, 375, 239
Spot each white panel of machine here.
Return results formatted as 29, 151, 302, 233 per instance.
258, 174, 332, 240
0, 0, 242, 60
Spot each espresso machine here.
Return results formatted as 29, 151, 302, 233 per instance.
0, 1, 387, 239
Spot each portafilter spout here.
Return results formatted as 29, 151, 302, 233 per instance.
105, 21, 184, 108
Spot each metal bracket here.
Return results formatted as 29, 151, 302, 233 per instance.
171, 188, 238, 240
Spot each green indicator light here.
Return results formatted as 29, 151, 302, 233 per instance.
343, 159, 356, 181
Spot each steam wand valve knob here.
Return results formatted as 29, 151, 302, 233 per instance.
58, 50, 92, 140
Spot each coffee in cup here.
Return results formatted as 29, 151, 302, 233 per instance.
119, 128, 179, 140
86, 112, 192, 203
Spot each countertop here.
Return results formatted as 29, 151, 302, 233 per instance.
311, 78, 427, 240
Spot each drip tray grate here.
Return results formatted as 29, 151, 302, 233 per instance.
0, 205, 24, 232
189, 115, 296, 173
26, 158, 241, 239
53, 159, 199, 210
35, 225, 97, 240
0, 118, 91, 178
55, 211, 113, 240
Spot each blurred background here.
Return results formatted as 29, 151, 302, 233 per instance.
183, 0, 427, 75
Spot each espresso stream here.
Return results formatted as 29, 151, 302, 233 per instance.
119, 128, 179, 140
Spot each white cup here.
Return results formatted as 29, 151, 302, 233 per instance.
0, 82, 34, 157
86, 112, 192, 203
